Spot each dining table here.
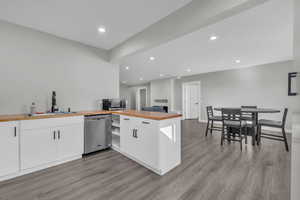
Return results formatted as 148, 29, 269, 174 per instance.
214, 107, 281, 145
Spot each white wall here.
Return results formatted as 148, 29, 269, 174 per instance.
174, 60, 294, 129
0, 20, 119, 114
291, 1, 300, 199
150, 79, 173, 109
119, 84, 132, 109
120, 79, 174, 111
294, 0, 300, 112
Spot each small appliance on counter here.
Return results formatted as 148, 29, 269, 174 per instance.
102, 99, 126, 110
30, 102, 37, 114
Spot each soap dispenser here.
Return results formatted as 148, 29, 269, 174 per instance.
30, 102, 36, 114
51, 91, 59, 113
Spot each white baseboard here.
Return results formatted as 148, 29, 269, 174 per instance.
197, 119, 292, 134
0, 155, 82, 182
111, 145, 121, 153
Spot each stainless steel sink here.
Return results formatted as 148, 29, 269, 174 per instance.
29, 112, 77, 116
30, 113, 57, 116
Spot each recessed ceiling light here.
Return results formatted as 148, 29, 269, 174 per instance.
139, 77, 143, 81
149, 56, 156, 61
98, 26, 106, 33
210, 35, 218, 41
235, 59, 241, 63
186, 69, 192, 72
122, 81, 127, 84
125, 66, 130, 70
160, 74, 164, 77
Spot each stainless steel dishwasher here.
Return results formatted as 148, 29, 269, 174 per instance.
84, 115, 112, 154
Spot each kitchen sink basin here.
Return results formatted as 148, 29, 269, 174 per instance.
29, 112, 77, 116
30, 113, 56, 116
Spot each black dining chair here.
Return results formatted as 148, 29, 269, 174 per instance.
241, 106, 257, 121
205, 106, 222, 136
221, 108, 247, 151
257, 108, 289, 151
241, 106, 257, 145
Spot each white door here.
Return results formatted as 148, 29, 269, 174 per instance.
0, 122, 19, 177
184, 83, 200, 119
21, 128, 57, 170
56, 124, 84, 161
136, 88, 147, 110
136, 90, 141, 110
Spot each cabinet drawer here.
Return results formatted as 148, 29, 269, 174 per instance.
20, 116, 84, 130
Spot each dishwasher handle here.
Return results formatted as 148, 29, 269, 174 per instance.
85, 115, 111, 121
87, 117, 109, 121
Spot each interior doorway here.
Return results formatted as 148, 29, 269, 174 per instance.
136, 87, 147, 110
182, 81, 201, 120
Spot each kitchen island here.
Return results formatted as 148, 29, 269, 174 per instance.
0, 110, 182, 181
114, 110, 182, 175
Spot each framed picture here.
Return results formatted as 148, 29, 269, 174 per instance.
288, 72, 298, 96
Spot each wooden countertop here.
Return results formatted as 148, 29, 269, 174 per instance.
113, 110, 182, 120
0, 110, 182, 122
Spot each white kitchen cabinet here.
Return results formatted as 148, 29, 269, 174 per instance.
291, 118, 300, 200
135, 119, 158, 169
21, 128, 57, 170
120, 115, 181, 175
56, 123, 84, 161
120, 116, 139, 160
20, 116, 84, 171
0, 121, 19, 177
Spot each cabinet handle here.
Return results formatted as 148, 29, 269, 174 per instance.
53, 131, 56, 140
58, 130, 61, 140
142, 121, 150, 124
14, 127, 17, 137
132, 129, 138, 138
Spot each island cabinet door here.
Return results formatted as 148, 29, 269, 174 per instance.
0, 122, 19, 177
135, 119, 159, 169
120, 116, 139, 158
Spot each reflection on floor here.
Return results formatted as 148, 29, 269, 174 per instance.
0, 120, 290, 200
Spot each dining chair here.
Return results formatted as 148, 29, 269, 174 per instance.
221, 108, 247, 151
257, 108, 289, 151
241, 106, 257, 121
205, 106, 222, 136
241, 106, 257, 145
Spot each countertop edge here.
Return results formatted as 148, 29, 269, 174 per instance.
0, 110, 182, 122
112, 112, 182, 120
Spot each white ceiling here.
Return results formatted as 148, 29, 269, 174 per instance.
0, 0, 192, 50
120, 0, 293, 85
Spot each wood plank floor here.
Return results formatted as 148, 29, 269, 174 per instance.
0, 120, 290, 200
